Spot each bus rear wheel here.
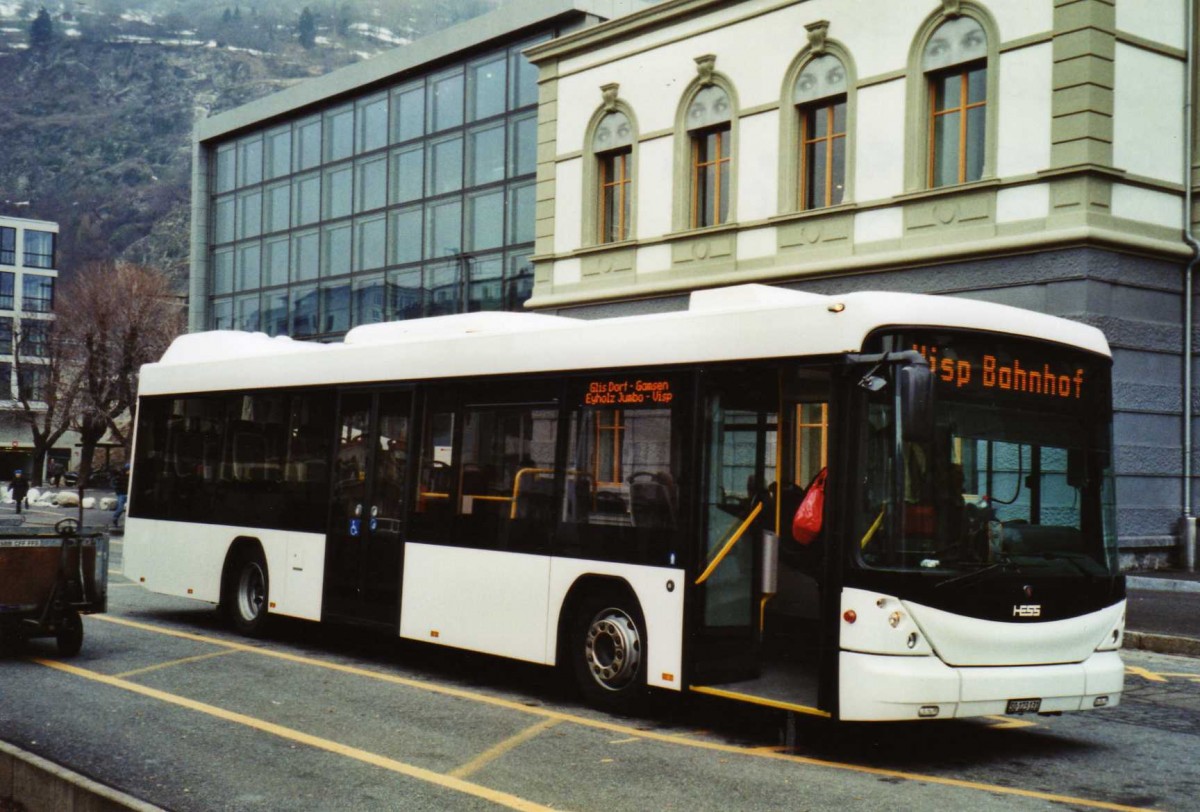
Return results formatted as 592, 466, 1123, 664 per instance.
228, 550, 270, 637
570, 593, 648, 714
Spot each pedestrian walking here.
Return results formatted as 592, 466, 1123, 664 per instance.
112, 463, 130, 527
8, 470, 29, 514
48, 461, 63, 487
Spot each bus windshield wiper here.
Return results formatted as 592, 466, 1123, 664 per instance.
934, 555, 1019, 590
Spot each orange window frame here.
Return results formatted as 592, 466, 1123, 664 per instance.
799, 102, 846, 210
593, 409, 624, 486
599, 150, 631, 243
928, 66, 986, 187
690, 126, 731, 228
794, 402, 828, 486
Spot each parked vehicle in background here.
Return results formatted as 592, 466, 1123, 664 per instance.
63, 466, 123, 489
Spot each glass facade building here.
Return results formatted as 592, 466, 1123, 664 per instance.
0, 215, 74, 481
193, 2, 638, 339
0, 216, 57, 399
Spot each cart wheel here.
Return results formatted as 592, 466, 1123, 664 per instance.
0, 620, 23, 657
56, 609, 83, 657
55, 517, 80, 535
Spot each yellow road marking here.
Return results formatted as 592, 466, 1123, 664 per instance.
114, 649, 239, 679
34, 659, 558, 812
1125, 666, 1168, 683
91, 615, 1154, 812
984, 715, 1038, 730
449, 719, 560, 779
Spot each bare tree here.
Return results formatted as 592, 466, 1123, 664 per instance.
11, 317, 83, 486
56, 261, 185, 488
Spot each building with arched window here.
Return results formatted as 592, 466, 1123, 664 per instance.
524, 0, 1200, 570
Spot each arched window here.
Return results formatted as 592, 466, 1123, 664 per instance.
686, 84, 733, 228
923, 15, 988, 187
593, 110, 633, 243
795, 54, 848, 209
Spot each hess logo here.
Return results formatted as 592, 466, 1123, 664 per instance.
1012, 604, 1042, 618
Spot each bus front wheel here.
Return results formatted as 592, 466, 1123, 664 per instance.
228, 550, 270, 637
570, 592, 648, 713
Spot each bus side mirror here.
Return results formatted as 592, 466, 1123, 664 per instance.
899, 363, 935, 443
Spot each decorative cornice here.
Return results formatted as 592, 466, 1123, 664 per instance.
601, 82, 620, 113
804, 20, 829, 55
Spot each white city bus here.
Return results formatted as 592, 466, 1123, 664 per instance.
124, 284, 1125, 721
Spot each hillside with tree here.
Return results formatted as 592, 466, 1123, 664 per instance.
0, 0, 497, 284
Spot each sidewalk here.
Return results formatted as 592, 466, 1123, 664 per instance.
1124, 569, 1200, 657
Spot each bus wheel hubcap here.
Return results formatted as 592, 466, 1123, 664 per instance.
585, 608, 640, 691
238, 563, 265, 620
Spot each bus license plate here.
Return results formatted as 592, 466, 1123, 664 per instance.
1006, 698, 1041, 715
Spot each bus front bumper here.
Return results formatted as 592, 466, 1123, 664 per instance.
838, 649, 1124, 722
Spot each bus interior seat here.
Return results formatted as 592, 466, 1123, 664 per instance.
629, 472, 676, 529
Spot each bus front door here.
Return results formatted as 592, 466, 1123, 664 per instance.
324, 389, 412, 628
690, 366, 829, 717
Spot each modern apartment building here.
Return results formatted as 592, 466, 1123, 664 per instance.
0, 214, 73, 480
523, 0, 1197, 567
189, 0, 647, 340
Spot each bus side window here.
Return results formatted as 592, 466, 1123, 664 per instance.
413, 410, 456, 542
456, 405, 557, 553
558, 376, 683, 567
161, 397, 226, 522
284, 392, 335, 532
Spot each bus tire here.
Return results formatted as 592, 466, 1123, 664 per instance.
228, 549, 270, 637
56, 609, 83, 657
570, 591, 648, 714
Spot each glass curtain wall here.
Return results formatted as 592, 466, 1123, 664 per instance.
208, 35, 547, 338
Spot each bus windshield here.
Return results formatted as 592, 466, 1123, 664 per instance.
856, 330, 1119, 579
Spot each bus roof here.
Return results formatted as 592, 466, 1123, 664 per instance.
140, 285, 1110, 396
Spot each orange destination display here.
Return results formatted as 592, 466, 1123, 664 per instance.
584, 377, 675, 406
910, 340, 1088, 401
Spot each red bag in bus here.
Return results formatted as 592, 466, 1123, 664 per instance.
791, 467, 827, 546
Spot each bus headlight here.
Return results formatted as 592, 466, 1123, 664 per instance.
840, 589, 932, 656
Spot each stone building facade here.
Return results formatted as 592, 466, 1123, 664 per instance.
524, 0, 1196, 568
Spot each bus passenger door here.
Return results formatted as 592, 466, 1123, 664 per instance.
691, 368, 777, 685
325, 389, 412, 628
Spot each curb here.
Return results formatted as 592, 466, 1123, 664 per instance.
1126, 576, 1200, 593
1123, 631, 1200, 658
0, 740, 163, 812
